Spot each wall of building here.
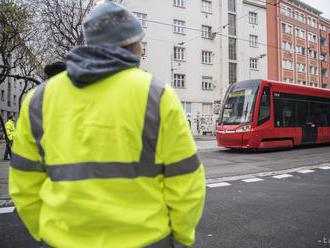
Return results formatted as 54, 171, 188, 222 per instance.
123, 0, 222, 135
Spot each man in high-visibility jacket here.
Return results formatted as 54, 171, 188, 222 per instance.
9, 2, 205, 248
3, 115, 15, 160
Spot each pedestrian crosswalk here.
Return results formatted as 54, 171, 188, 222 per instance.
206, 164, 330, 189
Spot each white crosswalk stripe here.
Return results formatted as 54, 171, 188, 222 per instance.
207, 182, 231, 188
272, 174, 293, 179
319, 166, 330, 170
298, 169, 315, 174
0, 207, 15, 214
242, 178, 264, 183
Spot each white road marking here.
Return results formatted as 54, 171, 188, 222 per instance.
0, 207, 15, 214
242, 178, 264, 183
319, 166, 330, 170
272, 174, 293, 179
298, 169, 315, 174
207, 182, 231, 188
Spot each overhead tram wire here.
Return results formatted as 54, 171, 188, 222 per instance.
142, 18, 296, 56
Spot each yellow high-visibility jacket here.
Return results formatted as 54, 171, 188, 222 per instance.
9, 68, 205, 248
5, 119, 15, 141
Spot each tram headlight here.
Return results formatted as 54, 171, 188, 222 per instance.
236, 125, 251, 132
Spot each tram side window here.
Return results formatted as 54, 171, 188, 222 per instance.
274, 99, 296, 127
258, 86, 270, 125
311, 102, 329, 127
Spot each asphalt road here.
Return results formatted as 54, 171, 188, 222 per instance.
1, 167, 330, 248
1, 142, 330, 247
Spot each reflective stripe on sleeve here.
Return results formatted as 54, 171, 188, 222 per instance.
164, 153, 201, 178
10, 153, 45, 172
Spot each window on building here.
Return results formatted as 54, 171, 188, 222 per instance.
250, 58, 258, 70
295, 11, 305, 22
322, 68, 328, 77
320, 24, 327, 31
202, 76, 213, 90
173, 74, 186, 88
309, 66, 318, 75
133, 12, 147, 28
13, 95, 16, 106
228, 37, 236, 60
295, 46, 306, 55
202, 25, 213, 39
202, 50, 212, 64
308, 49, 317, 59
229, 62, 237, 84
281, 41, 293, 52
282, 60, 293, 70
228, 0, 236, 12
142, 42, 147, 57
296, 63, 306, 73
202, 103, 213, 116
283, 78, 294, 84
249, 12, 257, 25
202, 0, 212, 13
280, 3, 293, 17
249, 35, 258, 47
228, 14, 236, 36
1, 90, 4, 101
308, 33, 317, 43
174, 0, 185, 7
174, 46, 185, 61
295, 28, 306, 39
173, 19, 186, 34
182, 101, 192, 113
281, 23, 292, 34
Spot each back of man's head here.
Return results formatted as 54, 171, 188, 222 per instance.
82, 1, 144, 47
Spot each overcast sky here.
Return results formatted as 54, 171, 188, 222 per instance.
302, 0, 330, 19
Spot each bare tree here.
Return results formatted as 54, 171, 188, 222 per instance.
32, 0, 96, 62
0, 0, 33, 85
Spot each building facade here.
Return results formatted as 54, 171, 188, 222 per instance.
0, 68, 23, 121
267, 0, 330, 88
123, 0, 222, 135
221, 0, 268, 95
119, 0, 268, 135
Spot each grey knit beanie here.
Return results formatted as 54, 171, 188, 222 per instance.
83, 1, 145, 46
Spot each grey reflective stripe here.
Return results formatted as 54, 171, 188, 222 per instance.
10, 152, 44, 172
146, 234, 172, 248
29, 83, 46, 170
164, 153, 201, 177
47, 161, 163, 182
140, 78, 165, 165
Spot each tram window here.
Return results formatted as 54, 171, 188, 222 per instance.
274, 99, 296, 127
258, 86, 270, 125
296, 101, 308, 126
311, 102, 328, 127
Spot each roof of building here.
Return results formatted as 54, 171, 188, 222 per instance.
286, 0, 322, 16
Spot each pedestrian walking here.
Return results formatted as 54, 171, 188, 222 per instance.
3, 115, 15, 160
9, 2, 205, 248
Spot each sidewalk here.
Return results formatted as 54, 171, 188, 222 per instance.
0, 143, 9, 199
